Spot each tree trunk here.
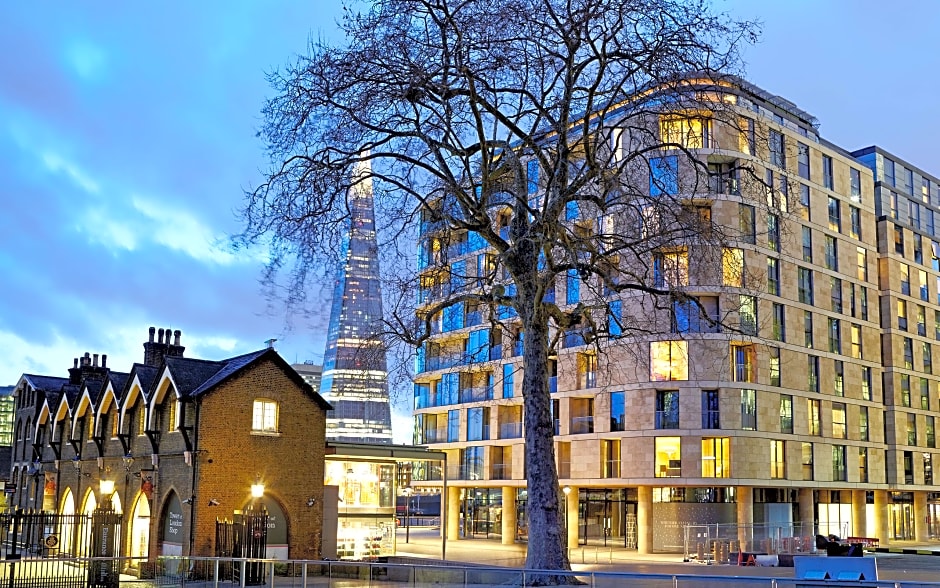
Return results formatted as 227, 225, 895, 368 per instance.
520, 310, 569, 574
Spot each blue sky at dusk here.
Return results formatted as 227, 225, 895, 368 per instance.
1, 1, 938, 442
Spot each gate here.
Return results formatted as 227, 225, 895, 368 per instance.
215, 508, 268, 586
0, 508, 121, 588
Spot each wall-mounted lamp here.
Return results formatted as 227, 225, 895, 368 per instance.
208, 498, 220, 507
182, 496, 195, 505
562, 486, 571, 497
251, 482, 265, 499
122, 454, 135, 471
306, 498, 316, 507
100, 479, 115, 497
71, 457, 81, 471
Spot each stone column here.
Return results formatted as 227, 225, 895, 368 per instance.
851, 490, 867, 539
798, 488, 815, 538
446, 486, 461, 541
565, 486, 579, 550
873, 490, 888, 546
502, 486, 517, 545
736, 486, 754, 552
637, 485, 653, 554
915, 491, 929, 543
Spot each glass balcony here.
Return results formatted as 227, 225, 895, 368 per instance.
500, 421, 523, 439
557, 459, 571, 478
570, 416, 594, 435
447, 464, 484, 481
422, 428, 449, 443
491, 463, 512, 480
459, 386, 493, 404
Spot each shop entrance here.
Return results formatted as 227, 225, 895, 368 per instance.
577, 488, 637, 548
464, 488, 502, 538
889, 492, 915, 540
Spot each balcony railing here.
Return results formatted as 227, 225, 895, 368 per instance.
655, 411, 679, 429
459, 386, 494, 404
708, 172, 739, 195
500, 421, 523, 439
557, 459, 571, 478
570, 416, 594, 435
447, 464, 484, 481
467, 425, 490, 442
421, 428, 449, 444
491, 463, 512, 480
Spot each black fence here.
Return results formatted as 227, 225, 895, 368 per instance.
0, 508, 121, 588
215, 508, 268, 585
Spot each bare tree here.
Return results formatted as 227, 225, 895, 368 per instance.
238, 0, 760, 576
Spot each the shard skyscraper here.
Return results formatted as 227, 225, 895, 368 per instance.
319, 159, 394, 444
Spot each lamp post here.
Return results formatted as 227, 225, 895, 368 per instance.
402, 487, 414, 543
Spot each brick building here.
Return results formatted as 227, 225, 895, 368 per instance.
9, 327, 330, 565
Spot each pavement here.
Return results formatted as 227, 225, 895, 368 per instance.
393, 527, 940, 583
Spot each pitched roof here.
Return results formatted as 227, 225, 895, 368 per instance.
163, 356, 226, 397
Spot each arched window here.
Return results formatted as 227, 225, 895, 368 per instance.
252, 399, 278, 433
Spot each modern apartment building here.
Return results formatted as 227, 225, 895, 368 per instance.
410, 77, 940, 552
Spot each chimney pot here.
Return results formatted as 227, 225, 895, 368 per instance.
149, 326, 156, 342
102, 354, 107, 368
174, 330, 181, 346
93, 353, 99, 367
158, 328, 165, 344
73, 358, 78, 368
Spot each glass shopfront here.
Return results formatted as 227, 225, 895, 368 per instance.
889, 492, 915, 541
325, 460, 396, 559
577, 488, 637, 547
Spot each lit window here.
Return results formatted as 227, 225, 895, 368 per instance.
660, 114, 710, 149
655, 437, 681, 477
722, 248, 743, 287
702, 438, 730, 478
252, 399, 279, 433
653, 250, 689, 288
650, 341, 688, 381
770, 440, 785, 479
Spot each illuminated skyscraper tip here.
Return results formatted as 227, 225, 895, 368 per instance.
319, 156, 394, 444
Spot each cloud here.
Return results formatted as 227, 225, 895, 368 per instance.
40, 150, 100, 194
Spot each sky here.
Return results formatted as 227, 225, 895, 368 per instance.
1, 1, 938, 443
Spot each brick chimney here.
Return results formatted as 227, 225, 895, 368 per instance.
67, 351, 110, 384
143, 326, 186, 366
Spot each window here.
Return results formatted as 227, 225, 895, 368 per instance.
252, 399, 278, 433
828, 196, 841, 232
808, 398, 820, 435
653, 250, 689, 288
904, 450, 914, 484
797, 143, 810, 179
885, 157, 896, 186
804, 311, 814, 348
896, 225, 906, 256
741, 389, 757, 431
850, 206, 861, 240
907, 413, 917, 446
732, 344, 756, 383
902, 374, 911, 407
566, 269, 580, 304
660, 114, 710, 149
739, 117, 755, 155
767, 257, 780, 295
671, 295, 720, 334
739, 204, 756, 244
925, 342, 933, 374
650, 341, 688, 381
832, 445, 847, 482
780, 394, 793, 433
722, 248, 744, 287
655, 390, 680, 429
579, 353, 598, 389
830, 277, 843, 313
822, 155, 834, 190
601, 439, 620, 478
798, 267, 814, 304
920, 270, 929, 302
802, 226, 813, 262
802, 442, 814, 480
926, 454, 934, 485
768, 214, 780, 252
923, 378, 931, 410
608, 300, 622, 336
898, 299, 908, 330
903, 337, 914, 369
702, 390, 720, 429
919, 304, 927, 336
655, 437, 681, 477
850, 168, 861, 201
769, 129, 785, 168
137, 403, 147, 435
861, 367, 872, 401
526, 160, 539, 194
857, 247, 868, 281
859, 406, 869, 442
447, 409, 460, 442
834, 360, 844, 397
702, 438, 730, 478
828, 318, 841, 354
739, 295, 757, 335
851, 324, 862, 359
772, 304, 786, 342
502, 364, 514, 398
770, 440, 785, 479
859, 447, 868, 483
799, 184, 811, 220
915, 235, 925, 266
928, 416, 936, 449
832, 403, 846, 439
825, 235, 838, 270
610, 391, 625, 432
467, 407, 490, 441
166, 399, 177, 432
650, 155, 679, 196
770, 347, 780, 387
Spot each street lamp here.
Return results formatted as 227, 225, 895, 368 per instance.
402, 487, 414, 543
562, 486, 571, 548
99, 478, 115, 498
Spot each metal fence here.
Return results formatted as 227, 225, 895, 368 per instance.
0, 556, 934, 588
682, 521, 834, 564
